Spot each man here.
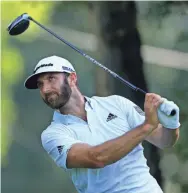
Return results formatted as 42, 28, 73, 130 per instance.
24, 55, 180, 193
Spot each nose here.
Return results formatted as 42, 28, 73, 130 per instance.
41, 82, 51, 94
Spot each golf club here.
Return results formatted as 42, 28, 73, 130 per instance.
7, 13, 176, 116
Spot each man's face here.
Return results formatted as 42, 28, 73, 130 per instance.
37, 72, 72, 109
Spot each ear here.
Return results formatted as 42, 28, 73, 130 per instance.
68, 72, 77, 87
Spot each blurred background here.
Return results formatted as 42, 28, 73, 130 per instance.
1, 1, 188, 193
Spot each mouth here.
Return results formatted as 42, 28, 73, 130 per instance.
46, 93, 58, 102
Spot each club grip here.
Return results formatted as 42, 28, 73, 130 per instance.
170, 109, 176, 116
136, 90, 177, 117
159, 98, 177, 117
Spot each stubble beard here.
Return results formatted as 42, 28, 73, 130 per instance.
43, 78, 72, 109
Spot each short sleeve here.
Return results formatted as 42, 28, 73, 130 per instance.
41, 124, 82, 170
115, 95, 145, 129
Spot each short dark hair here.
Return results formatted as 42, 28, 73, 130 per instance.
63, 72, 78, 86
63, 72, 71, 77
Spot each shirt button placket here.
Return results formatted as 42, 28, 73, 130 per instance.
85, 106, 92, 132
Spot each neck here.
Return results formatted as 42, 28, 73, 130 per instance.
59, 89, 87, 121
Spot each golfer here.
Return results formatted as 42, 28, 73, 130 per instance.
24, 55, 180, 193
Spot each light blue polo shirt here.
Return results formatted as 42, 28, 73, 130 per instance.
41, 95, 163, 193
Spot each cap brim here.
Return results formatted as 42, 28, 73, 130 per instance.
24, 71, 66, 89
24, 69, 76, 89
24, 72, 44, 89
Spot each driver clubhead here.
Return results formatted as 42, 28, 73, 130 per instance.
7, 13, 30, 36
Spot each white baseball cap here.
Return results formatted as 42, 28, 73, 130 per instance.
24, 55, 76, 89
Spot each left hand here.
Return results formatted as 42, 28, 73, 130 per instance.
157, 98, 180, 129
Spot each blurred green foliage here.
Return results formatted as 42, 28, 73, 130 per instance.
137, 2, 188, 190
1, 1, 55, 166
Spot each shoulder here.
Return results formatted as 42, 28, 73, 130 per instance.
91, 95, 133, 107
90, 95, 136, 116
41, 123, 69, 142
91, 94, 127, 103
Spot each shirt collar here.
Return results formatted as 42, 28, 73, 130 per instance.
52, 96, 93, 125
84, 96, 93, 109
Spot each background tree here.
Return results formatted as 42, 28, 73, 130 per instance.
89, 1, 163, 188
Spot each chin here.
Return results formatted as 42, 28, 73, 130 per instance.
45, 97, 70, 110
50, 104, 61, 109
46, 101, 59, 109
50, 102, 66, 110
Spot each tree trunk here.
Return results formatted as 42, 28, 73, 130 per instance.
94, 1, 163, 189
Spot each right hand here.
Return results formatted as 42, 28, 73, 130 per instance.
144, 93, 163, 129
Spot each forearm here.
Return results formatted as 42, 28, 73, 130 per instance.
159, 126, 179, 148
89, 123, 154, 166
146, 124, 180, 149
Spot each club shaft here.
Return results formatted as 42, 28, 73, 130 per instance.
23, 16, 176, 115
29, 17, 146, 94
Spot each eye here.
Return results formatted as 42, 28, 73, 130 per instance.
48, 75, 55, 81
37, 81, 43, 89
